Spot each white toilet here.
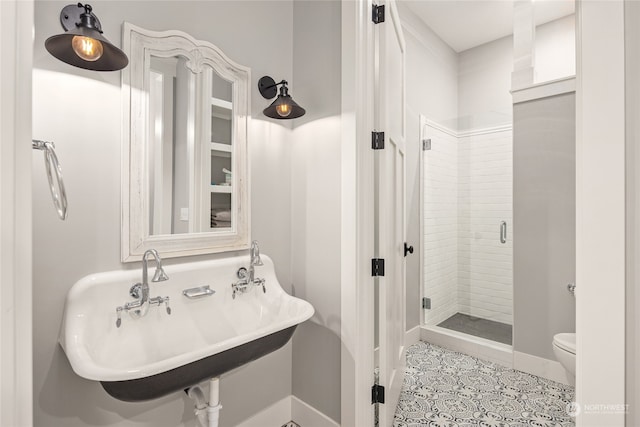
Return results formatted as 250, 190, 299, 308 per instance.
553, 333, 576, 383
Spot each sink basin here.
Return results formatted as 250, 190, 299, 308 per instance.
59, 254, 314, 401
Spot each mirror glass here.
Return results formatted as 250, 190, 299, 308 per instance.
147, 57, 235, 235
122, 23, 250, 261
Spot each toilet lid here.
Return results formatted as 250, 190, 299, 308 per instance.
553, 333, 576, 354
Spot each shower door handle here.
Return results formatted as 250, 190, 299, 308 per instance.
500, 221, 507, 244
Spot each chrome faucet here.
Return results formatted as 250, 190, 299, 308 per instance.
232, 240, 266, 298
143, 248, 170, 288
115, 249, 171, 327
248, 240, 263, 283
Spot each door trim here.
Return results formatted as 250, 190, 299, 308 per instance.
575, 1, 626, 425
340, 1, 376, 426
0, 0, 34, 424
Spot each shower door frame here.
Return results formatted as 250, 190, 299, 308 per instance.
418, 114, 426, 329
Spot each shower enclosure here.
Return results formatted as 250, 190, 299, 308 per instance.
410, 1, 575, 349
421, 115, 513, 346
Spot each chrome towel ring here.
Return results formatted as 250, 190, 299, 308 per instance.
32, 139, 67, 220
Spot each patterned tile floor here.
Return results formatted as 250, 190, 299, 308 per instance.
394, 342, 575, 427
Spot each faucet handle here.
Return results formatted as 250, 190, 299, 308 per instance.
164, 296, 171, 315
116, 306, 123, 328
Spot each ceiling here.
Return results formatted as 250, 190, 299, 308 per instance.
400, 0, 575, 53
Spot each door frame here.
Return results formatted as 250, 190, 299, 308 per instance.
340, 0, 376, 426
0, 0, 34, 424
575, 1, 626, 425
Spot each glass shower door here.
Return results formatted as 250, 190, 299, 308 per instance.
421, 115, 513, 345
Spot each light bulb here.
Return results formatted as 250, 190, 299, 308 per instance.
276, 102, 291, 117
71, 36, 103, 62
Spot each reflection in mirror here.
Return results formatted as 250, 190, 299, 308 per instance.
148, 55, 191, 235
147, 58, 236, 235
203, 68, 234, 232
122, 23, 250, 261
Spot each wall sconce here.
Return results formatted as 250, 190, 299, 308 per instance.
258, 76, 306, 119
45, 3, 128, 71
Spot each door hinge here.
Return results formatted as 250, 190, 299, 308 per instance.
422, 138, 432, 151
371, 258, 385, 277
372, 4, 385, 24
372, 131, 385, 150
371, 384, 385, 404
422, 297, 431, 309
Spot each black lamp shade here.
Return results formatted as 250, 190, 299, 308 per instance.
45, 4, 128, 72
263, 94, 306, 119
45, 26, 129, 71
258, 76, 305, 120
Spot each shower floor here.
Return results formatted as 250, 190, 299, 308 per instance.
437, 313, 512, 345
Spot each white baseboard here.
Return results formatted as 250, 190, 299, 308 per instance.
235, 396, 291, 427
420, 325, 513, 368
513, 351, 574, 386
235, 395, 339, 427
291, 395, 340, 427
405, 325, 421, 347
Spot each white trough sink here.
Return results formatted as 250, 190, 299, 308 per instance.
59, 254, 313, 401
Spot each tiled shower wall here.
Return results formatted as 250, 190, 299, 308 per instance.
423, 124, 513, 326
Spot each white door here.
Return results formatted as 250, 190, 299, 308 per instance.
375, 0, 406, 425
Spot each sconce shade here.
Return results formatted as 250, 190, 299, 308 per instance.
45, 3, 128, 72
258, 76, 305, 119
263, 93, 306, 119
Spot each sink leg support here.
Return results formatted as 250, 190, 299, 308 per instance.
186, 377, 222, 427
207, 378, 221, 427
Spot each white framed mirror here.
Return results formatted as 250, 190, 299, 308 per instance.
122, 23, 250, 262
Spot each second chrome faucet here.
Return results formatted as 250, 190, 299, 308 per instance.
232, 241, 266, 299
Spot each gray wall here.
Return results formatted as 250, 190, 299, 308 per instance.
32, 2, 294, 426
513, 92, 576, 360
291, 1, 342, 423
